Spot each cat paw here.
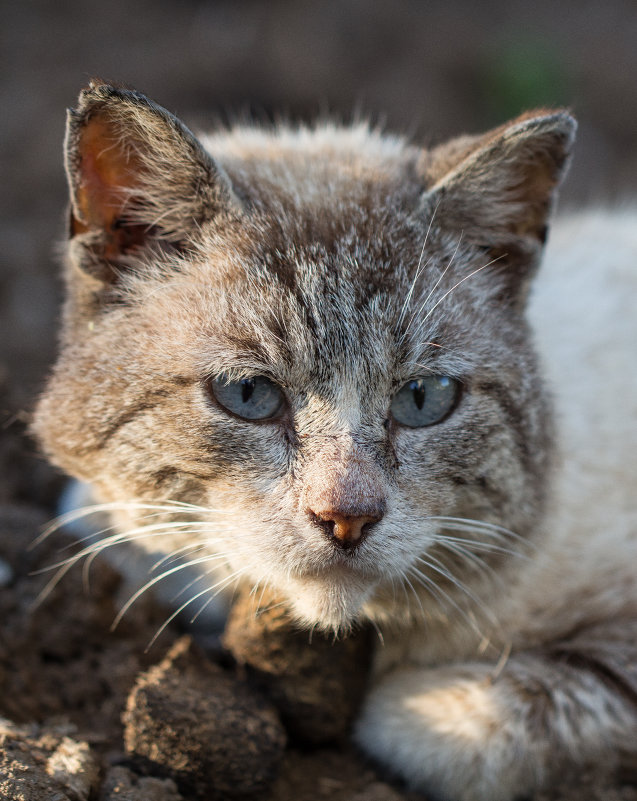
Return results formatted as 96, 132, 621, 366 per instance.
354, 663, 543, 801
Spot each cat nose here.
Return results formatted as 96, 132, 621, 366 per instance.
309, 508, 384, 550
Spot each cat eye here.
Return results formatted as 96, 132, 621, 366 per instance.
390, 376, 460, 428
207, 375, 285, 421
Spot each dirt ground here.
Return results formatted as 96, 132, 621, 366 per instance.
2, 1, 637, 799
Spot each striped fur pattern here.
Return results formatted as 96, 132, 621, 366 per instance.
33, 83, 637, 800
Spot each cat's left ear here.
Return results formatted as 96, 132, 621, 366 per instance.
65, 81, 240, 281
421, 110, 576, 258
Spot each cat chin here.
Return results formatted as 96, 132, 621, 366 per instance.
282, 574, 376, 632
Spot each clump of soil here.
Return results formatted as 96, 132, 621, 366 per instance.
123, 636, 287, 799
0, 719, 99, 801
223, 586, 374, 745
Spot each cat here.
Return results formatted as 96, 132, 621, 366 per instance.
32, 81, 637, 801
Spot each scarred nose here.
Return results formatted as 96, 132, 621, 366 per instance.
300, 436, 387, 551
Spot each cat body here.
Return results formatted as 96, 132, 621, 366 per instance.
33, 83, 637, 801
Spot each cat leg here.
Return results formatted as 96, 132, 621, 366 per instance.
354, 623, 637, 801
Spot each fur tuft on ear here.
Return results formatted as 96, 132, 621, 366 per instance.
65, 81, 240, 281
421, 110, 576, 253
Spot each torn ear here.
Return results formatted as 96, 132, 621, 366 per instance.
421, 110, 576, 253
65, 81, 239, 281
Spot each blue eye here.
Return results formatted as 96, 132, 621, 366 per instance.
390, 376, 460, 428
208, 375, 284, 421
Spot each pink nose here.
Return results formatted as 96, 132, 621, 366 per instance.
309, 509, 383, 550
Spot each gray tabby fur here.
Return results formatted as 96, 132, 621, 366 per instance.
33, 82, 637, 801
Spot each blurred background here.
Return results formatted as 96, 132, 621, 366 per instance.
1, 0, 636, 429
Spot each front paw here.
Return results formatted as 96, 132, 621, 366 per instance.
354, 664, 543, 801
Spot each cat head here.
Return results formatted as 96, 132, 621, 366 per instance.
33, 82, 575, 631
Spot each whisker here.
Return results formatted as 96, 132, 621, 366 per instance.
254, 599, 289, 617
145, 569, 243, 651
369, 618, 385, 646
33, 519, 232, 577
408, 340, 468, 362
400, 234, 465, 352
32, 499, 226, 548
415, 553, 498, 624
111, 554, 230, 629
407, 564, 487, 638
150, 542, 209, 573
405, 566, 451, 620
396, 200, 440, 336
431, 539, 505, 589
254, 580, 271, 614
402, 572, 428, 621
32, 528, 213, 608
411, 231, 464, 327
420, 253, 506, 326
433, 533, 527, 560
81, 529, 220, 590
170, 568, 209, 603
427, 516, 533, 552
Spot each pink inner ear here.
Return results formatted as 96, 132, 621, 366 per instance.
72, 115, 148, 257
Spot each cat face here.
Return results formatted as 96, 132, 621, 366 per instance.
33, 83, 575, 630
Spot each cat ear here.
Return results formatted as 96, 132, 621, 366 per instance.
421, 110, 576, 258
65, 81, 239, 281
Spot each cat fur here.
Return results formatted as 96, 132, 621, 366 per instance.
33, 83, 637, 801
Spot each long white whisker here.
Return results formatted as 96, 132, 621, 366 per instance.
369, 618, 385, 646
431, 539, 505, 588
112, 555, 228, 629
408, 565, 486, 637
427, 515, 532, 549
420, 254, 506, 326
402, 572, 428, 620
412, 231, 464, 325
396, 201, 440, 335
145, 569, 243, 651
405, 566, 452, 620
416, 552, 498, 624
81, 528, 224, 589
34, 518, 233, 577
150, 542, 209, 573
171, 570, 208, 602
434, 533, 527, 559
32, 500, 225, 548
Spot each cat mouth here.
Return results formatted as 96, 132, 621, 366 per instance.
292, 546, 388, 586
280, 568, 377, 630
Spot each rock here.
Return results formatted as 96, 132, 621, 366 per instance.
222, 586, 374, 744
123, 636, 287, 799
0, 719, 99, 801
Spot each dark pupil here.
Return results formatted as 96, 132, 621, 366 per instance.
411, 380, 426, 410
241, 378, 256, 403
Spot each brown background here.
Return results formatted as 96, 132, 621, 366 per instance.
2, 0, 637, 417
